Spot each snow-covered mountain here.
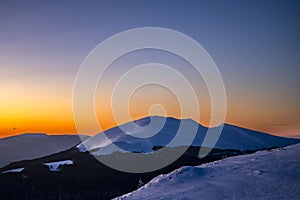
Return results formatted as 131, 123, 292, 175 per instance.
77, 116, 298, 155
0, 118, 298, 200
116, 143, 300, 200
0, 133, 89, 168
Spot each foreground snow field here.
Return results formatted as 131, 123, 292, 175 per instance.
116, 143, 300, 200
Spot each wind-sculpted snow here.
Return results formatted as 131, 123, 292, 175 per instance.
116, 143, 300, 200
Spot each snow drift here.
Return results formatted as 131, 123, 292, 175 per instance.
116, 143, 300, 200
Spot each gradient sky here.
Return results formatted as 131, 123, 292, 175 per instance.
0, 0, 300, 137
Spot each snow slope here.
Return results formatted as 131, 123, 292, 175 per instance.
0, 133, 89, 168
1, 167, 24, 174
116, 143, 300, 200
44, 160, 73, 171
77, 116, 299, 155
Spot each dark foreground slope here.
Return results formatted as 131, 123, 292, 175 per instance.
0, 146, 243, 200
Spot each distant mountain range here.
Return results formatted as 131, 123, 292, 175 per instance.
0, 133, 89, 168
0, 116, 299, 200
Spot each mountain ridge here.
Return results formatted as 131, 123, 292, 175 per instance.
77, 116, 299, 155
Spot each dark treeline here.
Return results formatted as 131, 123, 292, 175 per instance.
0, 146, 267, 200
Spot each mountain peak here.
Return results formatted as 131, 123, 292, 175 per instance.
77, 116, 300, 155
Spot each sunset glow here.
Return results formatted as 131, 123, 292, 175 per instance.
0, 0, 299, 138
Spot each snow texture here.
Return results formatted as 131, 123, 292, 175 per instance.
116, 143, 300, 200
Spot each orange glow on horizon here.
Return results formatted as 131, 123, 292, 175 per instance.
0, 71, 299, 138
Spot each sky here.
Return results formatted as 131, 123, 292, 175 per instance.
0, 0, 300, 137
